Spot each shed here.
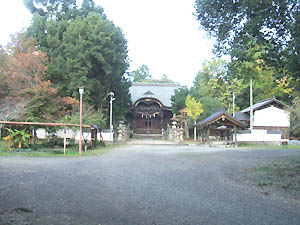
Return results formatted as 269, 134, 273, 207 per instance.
195, 109, 246, 144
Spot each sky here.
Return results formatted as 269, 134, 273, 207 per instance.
0, 0, 215, 87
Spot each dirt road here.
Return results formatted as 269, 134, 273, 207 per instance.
0, 146, 299, 225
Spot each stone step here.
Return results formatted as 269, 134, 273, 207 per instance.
132, 134, 163, 140
127, 139, 178, 145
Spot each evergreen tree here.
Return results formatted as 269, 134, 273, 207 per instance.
24, 0, 130, 123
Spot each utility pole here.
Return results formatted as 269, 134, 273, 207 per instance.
231, 91, 235, 117
250, 78, 253, 130
78, 87, 84, 154
109, 92, 115, 143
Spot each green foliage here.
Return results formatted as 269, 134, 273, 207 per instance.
25, 0, 130, 125
191, 59, 244, 114
190, 57, 293, 114
0, 143, 110, 156
195, 0, 300, 93
23, 0, 105, 19
129, 65, 152, 82
197, 96, 223, 121
230, 42, 293, 106
171, 86, 189, 115
129, 65, 175, 83
185, 94, 203, 141
5, 128, 31, 148
60, 104, 106, 128
288, 97, 300, 138
23, 0, 77, 17
185, 94, 203, 121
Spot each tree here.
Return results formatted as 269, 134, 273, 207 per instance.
24, 0, 104, 19
129, 65, 152, 82
23, 0, 77, 18
191, 56, 292, 125
60, 103, 106, 128
176, 108, 190, 139
80, 0, 105, 18
185, 94, 203, 141
25, 1, 130, 124
191, 59, 244, 115
0, 32, 77, 123
171, 86, 189, 115
0, 33, 45, 121
195, 0, 300, 93
230, 41, 293, 127
171, 86, 190, 138
288, 97, 300, 138
57, 13, 130, 114
159, 74, 174, 83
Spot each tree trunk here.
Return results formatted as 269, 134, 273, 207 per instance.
184, 120, 189, 139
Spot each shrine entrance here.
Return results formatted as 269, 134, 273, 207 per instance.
128, 98, 172, 135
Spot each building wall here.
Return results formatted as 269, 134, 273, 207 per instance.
235, 129, 284, 142
36, 128, 113, 142
253, 106, 289, 127
253, 126, 289, 139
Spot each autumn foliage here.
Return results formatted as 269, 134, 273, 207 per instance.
0, 33, 77, 122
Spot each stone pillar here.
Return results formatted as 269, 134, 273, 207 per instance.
178, 126, 184, 145
171, 120, 177, 141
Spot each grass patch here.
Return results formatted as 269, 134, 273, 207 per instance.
0, 144, 113, 157
239, 143, 300, 150
251, 157, 300, 196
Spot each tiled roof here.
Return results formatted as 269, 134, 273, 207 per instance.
195, 109, 246, 127
129, 82, 179, 108
234, 112, 250, 121
241, 98, 286, 113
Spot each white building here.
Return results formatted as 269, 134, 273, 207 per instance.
234, 98, 289, 143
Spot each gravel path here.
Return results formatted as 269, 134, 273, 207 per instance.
0, 146, 300, 225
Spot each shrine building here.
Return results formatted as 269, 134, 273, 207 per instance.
127, 82, 179, 136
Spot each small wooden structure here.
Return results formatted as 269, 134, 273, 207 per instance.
195, 109, 246, 145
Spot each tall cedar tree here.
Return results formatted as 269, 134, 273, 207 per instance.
24, 0, 131, 123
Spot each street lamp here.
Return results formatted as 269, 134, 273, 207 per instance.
109, 92, 115, 143
78, 87, 84, 154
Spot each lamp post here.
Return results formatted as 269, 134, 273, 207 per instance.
78, 87, 84, 154
109, 92, 115, 143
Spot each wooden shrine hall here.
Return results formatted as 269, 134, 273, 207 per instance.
127, 82, 178, 135
195, 109, 246, 144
